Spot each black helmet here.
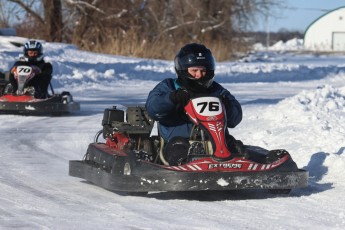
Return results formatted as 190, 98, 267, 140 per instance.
174, 43, 215, 91
23, 40, 44, 62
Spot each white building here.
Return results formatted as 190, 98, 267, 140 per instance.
304, 7, 345, 51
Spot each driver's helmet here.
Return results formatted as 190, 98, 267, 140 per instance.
23, 40, 44, 62
174, 43, 215, 91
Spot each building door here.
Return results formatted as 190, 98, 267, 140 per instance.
333, 32, 345, 51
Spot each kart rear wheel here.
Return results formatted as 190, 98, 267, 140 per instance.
111, 154, 148, 195
269, 189, 291, 194
120, 160, 148, 196
127, 191, 148, 196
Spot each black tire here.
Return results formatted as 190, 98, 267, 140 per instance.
269, 189, 291, 194
127, 191, 148, 196
111, 153, 148, 196
61, 91, 73, 104
111, 151, 139, 175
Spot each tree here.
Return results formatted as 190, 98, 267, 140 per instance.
7, 0, 63, 42
42, 0, 63, 41
1, 0, 285, 60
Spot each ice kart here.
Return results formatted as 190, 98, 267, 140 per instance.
0, 65, 79, 115
69, 97, 308, 194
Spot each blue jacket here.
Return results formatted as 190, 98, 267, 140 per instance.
145, 78, 242, 142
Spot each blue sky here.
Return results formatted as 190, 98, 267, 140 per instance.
256, 0, 345, 33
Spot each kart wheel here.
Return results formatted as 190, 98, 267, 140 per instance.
269, 189, 291, 194
127, 191, 148, 196
111, 153, 138, 176
61, 91, 73, 104
111, 158, 131, 175
123, 155, 148, 196
125, 160, 148, 195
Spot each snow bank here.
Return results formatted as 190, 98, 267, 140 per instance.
274, 84, 345, 123
253, 38, 304, 51
0, 35, 27, 51
269, 38, 304, 51
261, 85, 345, 155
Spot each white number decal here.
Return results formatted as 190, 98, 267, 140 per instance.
17, 67, 32, 74
196, 101, 220, 113
191, 97, 223, 116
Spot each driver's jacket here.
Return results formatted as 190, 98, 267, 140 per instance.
145, 78, 242, 142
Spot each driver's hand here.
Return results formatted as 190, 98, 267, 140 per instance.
31, 65, 42, 74
169, 89, 190, 106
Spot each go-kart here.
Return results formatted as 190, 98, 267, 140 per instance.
0, 65, 79, 115
69, 97, 308, 194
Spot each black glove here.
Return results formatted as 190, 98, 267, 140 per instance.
31, 65, 42, 75
169, 89, 190, 106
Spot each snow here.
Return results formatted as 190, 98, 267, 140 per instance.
253, 38, 304, 51
1, 36, 345, 229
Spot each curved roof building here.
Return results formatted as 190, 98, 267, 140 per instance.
304, 7, 345, 51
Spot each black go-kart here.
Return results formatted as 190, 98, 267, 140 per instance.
69, 96, 308, 194
0, 65, 79, 115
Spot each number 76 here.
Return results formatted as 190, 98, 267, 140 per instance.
196, 102, 219, 113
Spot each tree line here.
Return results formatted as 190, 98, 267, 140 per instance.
0, 0, 284, 61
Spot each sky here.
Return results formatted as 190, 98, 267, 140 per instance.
256, 0, 345, 33
1, 36, 345, 229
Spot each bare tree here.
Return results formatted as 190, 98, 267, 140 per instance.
43, 0, 63, 41
0, 1, 19, 27
8, 0, 63, 42
2, 0, 285, 60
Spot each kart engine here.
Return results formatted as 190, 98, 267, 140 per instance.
101, 106, 156, 155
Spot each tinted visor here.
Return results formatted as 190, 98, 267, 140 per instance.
177, 52, 215, 70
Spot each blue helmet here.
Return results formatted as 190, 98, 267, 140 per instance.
23, 40, 44, 62
174, 43, 215, 91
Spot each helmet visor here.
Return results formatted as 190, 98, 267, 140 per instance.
177, 52, 215, 70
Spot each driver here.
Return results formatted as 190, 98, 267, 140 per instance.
145, 43, 242, 165
9, 40, 52, 99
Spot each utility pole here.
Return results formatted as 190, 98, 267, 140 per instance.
266, 14, 270, 50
